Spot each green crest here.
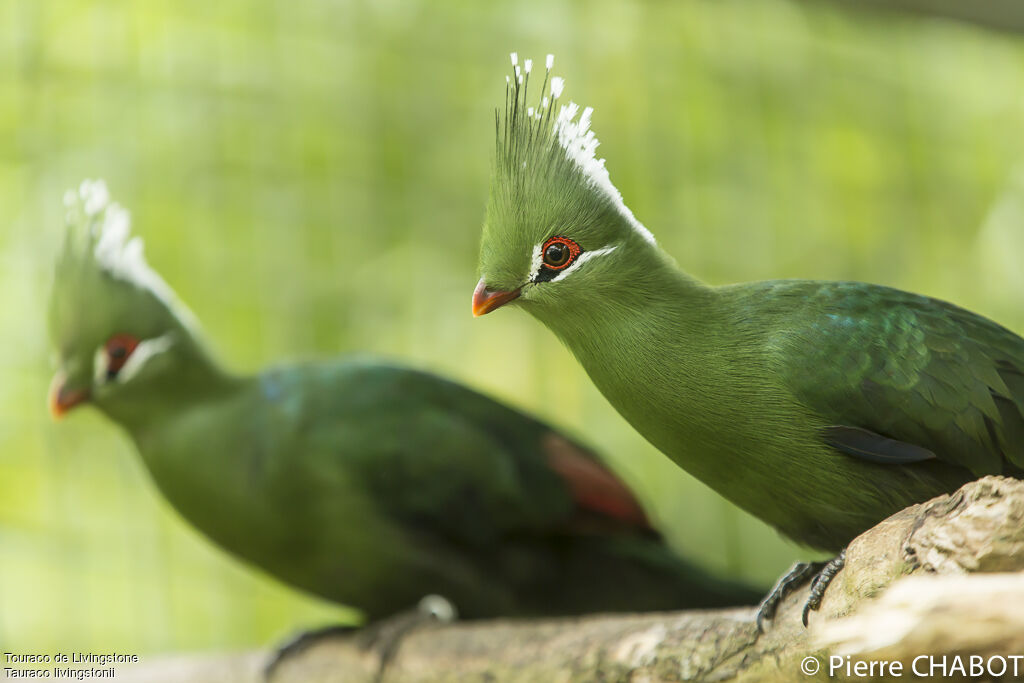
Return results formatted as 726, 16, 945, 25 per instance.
49, 181, 200, 406
481, 54, 655, 292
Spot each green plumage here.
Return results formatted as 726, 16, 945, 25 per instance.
129, 359, 755, 618
48, 182, 758, 622
475, 59, 1024, 553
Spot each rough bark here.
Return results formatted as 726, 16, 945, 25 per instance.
104, 476, 1024, 682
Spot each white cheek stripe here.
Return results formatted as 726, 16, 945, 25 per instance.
93, 346, 109, 385
528, 243, 544, 281
550, 245, 618, 282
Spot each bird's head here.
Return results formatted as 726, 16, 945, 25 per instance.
474, 54, 659, 322
47, 180, 201, 420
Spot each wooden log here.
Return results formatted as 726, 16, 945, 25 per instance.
107, 476, 1024, 683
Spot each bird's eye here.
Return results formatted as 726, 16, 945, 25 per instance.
541, 236, 581, 270
104, 333, 140, 377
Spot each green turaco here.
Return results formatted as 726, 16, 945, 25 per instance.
473, 55, 1024, 626
48, 181, 760, 638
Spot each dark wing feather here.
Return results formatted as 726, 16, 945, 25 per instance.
314, 362, 652, 549
769, 282, 1024, 475
994, 362, 1024, 465
822, 425, 936, 464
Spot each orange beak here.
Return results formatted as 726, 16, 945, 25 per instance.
472, 279, 521, 317
48, 372, 90, 419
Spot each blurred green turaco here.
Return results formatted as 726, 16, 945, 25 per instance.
48, 181, 760, 633
473, 55, 1024, 625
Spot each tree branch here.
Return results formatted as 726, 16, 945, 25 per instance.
112, 476, 1024, 682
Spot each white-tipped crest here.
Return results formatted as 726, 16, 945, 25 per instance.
62, 179, 201, 333
65, 180, 178, 302
552, 102, 656, 245
498, 54, 657, 246
79, 179, 110, 216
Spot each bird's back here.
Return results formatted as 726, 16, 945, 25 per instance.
738, 280, 1024, 475
705, 279, 1024, 549
138, 356, 759, 619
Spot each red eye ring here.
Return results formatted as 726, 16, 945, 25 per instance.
104, 334, 140, 374
541, 236, 581, 270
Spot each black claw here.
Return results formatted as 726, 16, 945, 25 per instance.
801, 549, 846, 627
264, 624, 357, 682
755, 561, 826, 632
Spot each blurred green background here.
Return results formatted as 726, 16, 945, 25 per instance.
2, 0, 1023, 656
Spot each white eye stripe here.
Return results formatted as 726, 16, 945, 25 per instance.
550, 245, 617, 282
529, 243, 619, 283
93, 333, 175, 386
116, 334, 174, 384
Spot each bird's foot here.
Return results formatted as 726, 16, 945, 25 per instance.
355, 594, 458, 679
801, 549, 846, 627
263, 595, 457, 682
755, 550, 848, 632
263, 623, 357, 681
755, 560, 827, 632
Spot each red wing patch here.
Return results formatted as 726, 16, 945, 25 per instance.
542, 432, 652, 530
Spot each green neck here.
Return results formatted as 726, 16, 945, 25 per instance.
530, 243, 717, 361
97, 329, 241, 435
527, 244, 745, 484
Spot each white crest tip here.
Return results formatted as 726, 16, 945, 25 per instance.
552, 101, 657, 245
79, 179, 111, 217
494, 57, 657, 246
